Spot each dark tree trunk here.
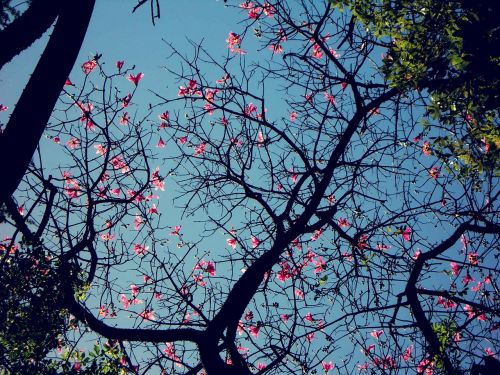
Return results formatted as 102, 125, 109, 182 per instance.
0, 0, 95, 206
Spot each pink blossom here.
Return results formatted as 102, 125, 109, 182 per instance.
323, 92, 336, 106
485, 347, 496, 358
134, 243, 149, 256
81, 59, 97, 74
322, 361, 334, 373
120, 294, 130, 309
295, 288, 304, 299
226, 32, 245, 54
311, 228, 323, 241
280, 314, 290, 323
133, 215, 143, 230
127, 73, 144, 86
337, 217, 350, 228
194, 142, 206, 156
428, 166, 440, 179
178, 136, 188, 145
227, 238, 237, 249
462, 273, 474, 285
170, 225, 181, 236
450, 262, 461, 276
139, 309, 155, 321
370, 329, 384, 340
94, 144, 107, 156
402, 227, 412, 241
249, 325, 260, 338
251, 236, 260, 248
417, 359, 433, 374
66, 137, 80, 149
116, 60, 124, 71
130, 284, 140, 297
306, 332, 315, 342
110, 155, 129, 173
312, 43, 323, 59
402, 345, 413, 362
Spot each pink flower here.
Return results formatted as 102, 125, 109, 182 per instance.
64, 79, 73, 86
312, 43, 323, 59
66, 137, 80, 149
94, 144, 107, 156
341, 82, 348, 90
402, 345, 413, 361
322, 361, 334, 373
159, 111, 169, 121
120, 294, 130, 309
193, 274, 206, 287
304, 312, 314, 322
194, 142, 206, 156
81, 59, 97, 74
116, 60, 124, 71
170, 225, 181, 236
148, 204, 158, 214
133, 215, 143, 230
428, 166, 440, 179
412, 249, 421, 260
110, 155, 129, 173
227, 238, 237, 249
289, 111, 297, 122
249, 325, 260, 338
122, 93, 132, 107
422, 141, 431, 156
130, 284, 140, 297
370, 329, 384, 340
155, 137, 166, 148
417, 359, 433, 374
139, 309, 155, 320
295, 288, 304, 299
178, 136, 188, 145
306, 332, 315, 342
468, 252, 478, 265
226, 32, 246, 54
311, 228, 323, 241
256, 131, 265, 146
462, 273, 474, 285
323, 92, 336, 106
337, 217, 350, 228
134, 243, 149, 256
450, 262, 461, 276
244, 102, 258, 116
127, 73, 144, 86
313, 256, 326, 274
251, 236, 260, 248
402, 227, 412, 241
362, 344, 375, 356
280, 314, 290, 323
120, 112, 129, 125
485, 347, 496, 358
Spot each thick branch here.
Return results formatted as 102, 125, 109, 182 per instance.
0, 0, 60, 69
0, 0, 95, 206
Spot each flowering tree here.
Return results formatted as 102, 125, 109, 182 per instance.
1, 1, 499, 374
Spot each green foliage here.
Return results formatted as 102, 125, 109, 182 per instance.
0, 245, 68, 373
330, 0, 500, 173
432, 319, 459, 370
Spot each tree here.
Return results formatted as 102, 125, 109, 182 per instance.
331, 0, 500, 174
1, 1, 499, 374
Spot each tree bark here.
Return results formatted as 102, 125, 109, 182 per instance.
0, 0, 60, 70
0, 0, 95, 206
